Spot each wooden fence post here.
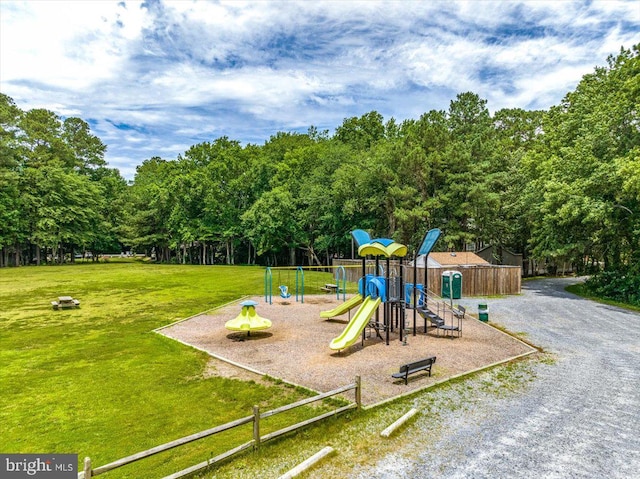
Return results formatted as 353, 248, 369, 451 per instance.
355, 375, 361, 410
83, 457, 92, 478
253, 406, 261, 449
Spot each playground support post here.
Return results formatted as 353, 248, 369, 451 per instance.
264, 267, 272, 304
413, 252, 417, 336
361, 254, 366, 346
424, 254, 428, 302
336, 265, 346, 301
385, 256, 390, 345
399, 256, 404, 343
374, 256, 380, 330
295, 266, 304, 303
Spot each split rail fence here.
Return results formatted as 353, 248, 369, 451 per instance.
79, 377, 361, 479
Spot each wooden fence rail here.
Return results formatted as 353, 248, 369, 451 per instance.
332, 259, 521, 296
79, 377, 361, 479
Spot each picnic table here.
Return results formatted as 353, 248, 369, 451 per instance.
320, 283, 339, 293
51, 296, 80, 310
321, 283, 347, 294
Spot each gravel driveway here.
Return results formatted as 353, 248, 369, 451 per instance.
364, 277, 640, 478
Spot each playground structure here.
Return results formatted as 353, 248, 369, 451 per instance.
258, 227, 464, 352
329, 296, 382, 350
224, 300, 272, 336
326, 227, 464, 351
325, 230, 409, 350
320, 294, 363, 320
142, 226, 539, 479
158, 227, 537, 409
165, 289, 535, 406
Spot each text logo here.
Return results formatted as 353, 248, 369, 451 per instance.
1, 454, 77, 478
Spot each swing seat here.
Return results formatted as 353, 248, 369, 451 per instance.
279, 285, 292, 299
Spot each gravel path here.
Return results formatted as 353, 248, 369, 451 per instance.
364, 277, 640, 478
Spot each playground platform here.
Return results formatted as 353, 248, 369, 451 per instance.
158, 295, 536, 406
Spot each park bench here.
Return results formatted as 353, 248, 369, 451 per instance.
391, 356, 436, 385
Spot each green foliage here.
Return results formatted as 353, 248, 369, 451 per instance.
242, 186, 299, 256
335, 111, 386, 149
523, 45, 640, 272
583, 266, 640, 306
2, 43, 638, 277
0, 95, 125, 266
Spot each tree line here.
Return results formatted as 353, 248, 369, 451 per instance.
1, 46, 638, 284
0, 96, 126, 267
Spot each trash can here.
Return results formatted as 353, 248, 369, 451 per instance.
442, 270, 462, 299
478, 302, 489, 322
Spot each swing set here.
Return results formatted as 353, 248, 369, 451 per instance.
264, 266, 304, 304
263, 265, 354, 304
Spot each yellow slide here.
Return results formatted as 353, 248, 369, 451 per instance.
329, 296, 382, 351
320, 294, 363, 319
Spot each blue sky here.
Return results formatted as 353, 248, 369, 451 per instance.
1, 0, 639, 180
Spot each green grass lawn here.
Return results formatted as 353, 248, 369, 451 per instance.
2, 262, 544, 478
0, 262, 339, 478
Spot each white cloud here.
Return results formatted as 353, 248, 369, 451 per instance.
1, 1, 150, 92
1, 0, 638, 179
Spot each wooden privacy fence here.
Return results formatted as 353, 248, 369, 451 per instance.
332, 259, 521, 296
79, 377, 361, 479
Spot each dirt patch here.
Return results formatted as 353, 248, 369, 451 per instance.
159, 295, 535, 405
202, 357, 272, 386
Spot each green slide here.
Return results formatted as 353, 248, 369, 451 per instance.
320, 294, 363, 319
329, 296, 382, 351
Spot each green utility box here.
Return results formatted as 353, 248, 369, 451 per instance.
442, 270, 462, 299
478, 302, 489, 322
